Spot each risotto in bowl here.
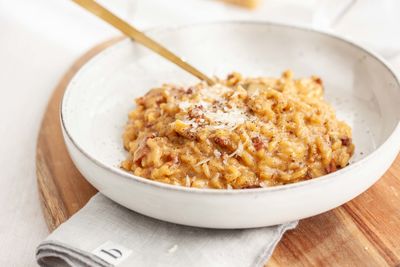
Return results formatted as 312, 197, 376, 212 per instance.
61, 22, 400, 228
121, 71, 354, 189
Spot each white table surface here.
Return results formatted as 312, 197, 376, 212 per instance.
1, 0, 399, 266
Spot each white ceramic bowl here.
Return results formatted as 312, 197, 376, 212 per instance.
61, 22, 400, 228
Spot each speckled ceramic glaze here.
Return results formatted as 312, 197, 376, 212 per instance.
61, 22, 400, 228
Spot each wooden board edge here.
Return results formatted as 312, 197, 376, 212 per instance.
35, 36, 125, 231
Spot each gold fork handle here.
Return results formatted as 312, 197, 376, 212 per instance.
72, 0, 215, 85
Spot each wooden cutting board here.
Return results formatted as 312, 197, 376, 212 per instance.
36, 37, 400, 266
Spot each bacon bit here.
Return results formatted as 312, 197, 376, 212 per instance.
165, 154, 179, 164
325, 160, 337, 174
341, 137, 352, 146
133, 147, 149, 164
186, 87, 194, 94
243, 184, 261, 189
305, 169, 313, 179
214, 136, 230, 148
314, 77, 323, 85
251, 136, 264, 150
133, 133, 156, 163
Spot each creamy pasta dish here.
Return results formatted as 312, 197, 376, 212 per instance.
121, 71, 354, 189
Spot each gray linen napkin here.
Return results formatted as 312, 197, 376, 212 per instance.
36, 194, 297, 267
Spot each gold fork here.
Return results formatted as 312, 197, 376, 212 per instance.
72, 0, 215, 85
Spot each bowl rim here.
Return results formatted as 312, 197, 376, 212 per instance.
61, 20, 400, 195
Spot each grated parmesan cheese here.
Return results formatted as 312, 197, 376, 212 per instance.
178, 100, 211, 111
228, 141, 244, 158
249, 87, 260, 98
178, 101, 192, 110
176, 82, 259, 133
185, 175, 191, 187
222, 155, 228, 165
213, 149, 222, 158
204, 108, 248, 129
195, 158, 211, 166
200, 84, 232, 100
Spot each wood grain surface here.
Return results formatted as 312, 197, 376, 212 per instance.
36, 38, 400, 266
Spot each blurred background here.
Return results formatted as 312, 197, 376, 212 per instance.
0, 0, 400, 266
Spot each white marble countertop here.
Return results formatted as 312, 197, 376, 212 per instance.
0, 0, 399, 265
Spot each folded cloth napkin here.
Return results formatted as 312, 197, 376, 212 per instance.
36, 194, 297, 267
